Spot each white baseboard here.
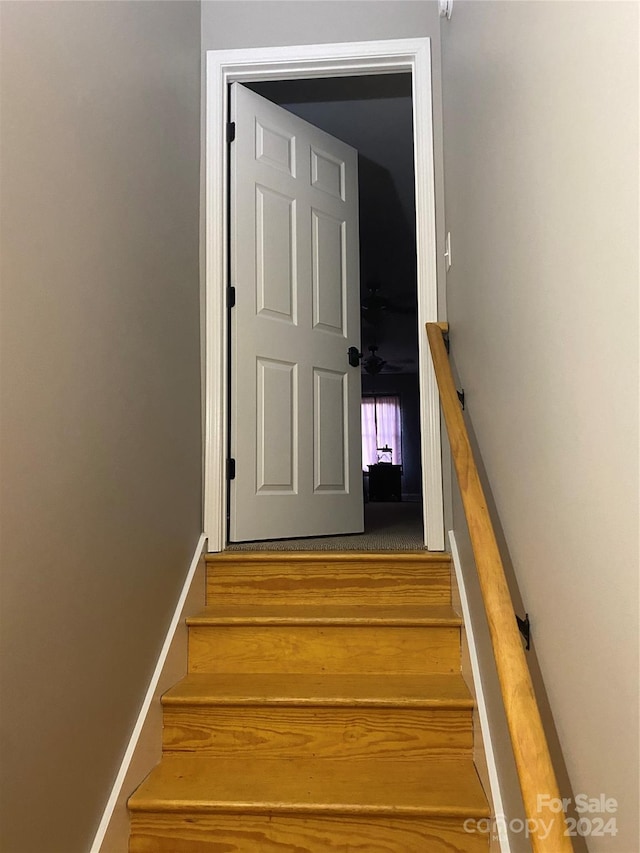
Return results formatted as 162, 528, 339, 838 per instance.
89, 532, 207, 853
449, 530, 511, 853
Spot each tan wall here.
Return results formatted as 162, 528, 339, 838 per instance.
441, 2, 639, 850
0, 3, 202, 852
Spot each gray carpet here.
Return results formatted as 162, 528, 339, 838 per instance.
226, 502, 425, 551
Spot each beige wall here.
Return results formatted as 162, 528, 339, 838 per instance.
0, 3, 202, 852
441, 2, 639, 850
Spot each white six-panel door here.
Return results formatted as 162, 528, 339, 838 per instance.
229, 83, 363, 542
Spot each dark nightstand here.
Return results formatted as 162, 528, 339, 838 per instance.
367, 463, 402, 501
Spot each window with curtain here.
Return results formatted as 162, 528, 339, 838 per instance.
361, 395, 402, 470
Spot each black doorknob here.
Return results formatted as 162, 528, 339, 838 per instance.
348, 346, 363, 367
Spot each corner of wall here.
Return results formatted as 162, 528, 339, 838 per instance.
93, 534, 207, 853
448, 526, 528, 853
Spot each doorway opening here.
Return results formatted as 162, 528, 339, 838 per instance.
204, 39, 444, 553
240, 74, 423, 549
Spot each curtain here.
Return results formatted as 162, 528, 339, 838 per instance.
361, 396, 402, 470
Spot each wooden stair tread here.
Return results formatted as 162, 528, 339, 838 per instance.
163, 673, 474, 708
129, 755, 489, 817
207, 551, 451, 565
187, 604, 461, 627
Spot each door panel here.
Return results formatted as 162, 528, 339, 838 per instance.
313, 368, 348, 493
311, 210, 345, 334
256, 187, 296, 321
256, 358, 297, 494
230, 83, 363, 542
311, 147, 345, 199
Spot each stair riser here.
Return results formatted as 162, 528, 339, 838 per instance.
162, 706, 473, 759
130, 813, 490, 853
206, 556, 451, 572
188, 626, 460, 675
206, 565, 451, 606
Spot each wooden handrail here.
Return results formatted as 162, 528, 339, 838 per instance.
426, 323, 572, 852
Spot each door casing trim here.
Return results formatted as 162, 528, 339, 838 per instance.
204, 38, 444, 552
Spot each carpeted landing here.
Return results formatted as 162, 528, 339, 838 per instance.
225, 501, 425, 552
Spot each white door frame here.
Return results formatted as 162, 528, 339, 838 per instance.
204, 38, 444, 553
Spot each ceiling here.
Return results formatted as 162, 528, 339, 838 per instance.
247, 74, 419, 375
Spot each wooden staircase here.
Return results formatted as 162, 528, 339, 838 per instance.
128, 552, 490, 852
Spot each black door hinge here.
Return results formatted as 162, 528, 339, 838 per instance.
226, 121, 236, 144
457, 389, 465, 410
228, 286, 236, 308
227, 458, 236, 480
516, 613, 530, 650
